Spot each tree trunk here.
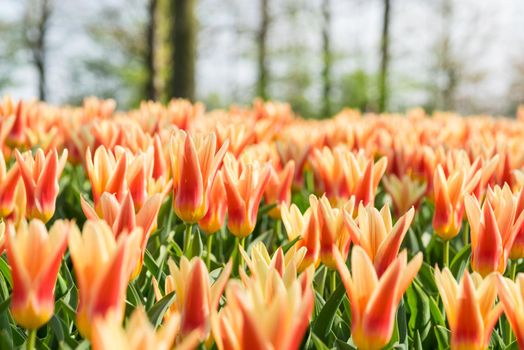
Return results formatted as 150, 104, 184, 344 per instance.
26, 0, 51, 101
168, 0, 196, 101
378, 0, 391, 112
321, 0, 332, 117
256, 0, 269, 100
440, 0, 455, 110
144, 0, 157, 100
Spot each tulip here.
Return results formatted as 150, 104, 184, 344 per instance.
316, 195, 352, 269
92, 307, 201, 350
334, 247, 422, 350
0, 152, 21, 218
69, 220, 141, 339
15, 148, 68, 222
81, 192, 163, 278
0, 221, 4, 253
432, 165, 480, 240
263, 160, 295, 218
5, 219, 71, 329
508, 187, 524, 260
169, 130, 228, 223
344, 201, 414, 276
382, 174, 426, 217
281, 200, 320, 271
198, 171, 227, 235
222, 154, 271, 237
434, 268, 502, 350
309, 146, 387, 206
464, 186, 524, 276
211, 265, 314, 350
496, 274, 524, 348
152, 257, 232, 340
85, 146, 128, 210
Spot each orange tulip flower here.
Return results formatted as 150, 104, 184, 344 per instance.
5, 219, 71, 329
382, 174, 426, 217
334, 246, 422, 350
316, 195, 352, 269
198, 171, 227, 235
81, 192, 163, 279
309, 146, 387, 206
432, 165, 479, 240
222, 154, 271, 237
0, 152, 21, 218
464, 186, 524, 276
435, 268, 502, 350
344, 202, 415, 276
85, 146, 128, 210
15, 148, 68, 222
211, 265, 314, 350
92, 307, 201, 350
169, 130, 228, 223
152, 257, 232, 340
497, 274, 524, 349
263, 160, 295, 218
69, 220, 141, 339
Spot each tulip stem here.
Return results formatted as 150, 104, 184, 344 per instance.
26, 329, 36, 350
510, 261, 517, 280
330, 270, 337, 294
443, 240, 450, 267
206, 234, 214, 269
184, 224, 193, 257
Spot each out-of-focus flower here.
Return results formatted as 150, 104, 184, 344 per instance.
432, 165, 480, 240
86, 146, 128, 210
497, 274, 524, 349
6, 100, 27, 147
15, 148, 68, 222
435, 268, 502, 350
222, 154, 271, 237
81, 192, 163, 279
334, 246, 422, 350
69, 220, 141, 339
211, 263, 314, 350
382, 174, 426, 217
198, 171, 227, 235
309, 146, 387, 206
0, 222, 4, 253
344, 202, 414, 277
215, 122, 255, 157
264, 160, 295, 218
169, 130, 228, 223
464, 186, 524, 276
0, 152, 21, 218
92, 307, 201, 350
6, 220, 71, 329
315, 195, 352, 269
508, 187, 524, 259
152, 257, 232, 340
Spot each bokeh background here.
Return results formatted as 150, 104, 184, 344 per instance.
1, 0, 523, 118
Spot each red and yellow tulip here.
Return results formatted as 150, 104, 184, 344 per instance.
198, 171, 227, 235
496, 274, 524, 349
69, 220, 141, 339
152, 257, 232, 340
334, 246, 422, 350
222, 154, 271, 237
6, 219, 71, 329
15, 148, 68, 222
169, 130, 228, 223
264, 160, 295, 218
435, 268, 502, 350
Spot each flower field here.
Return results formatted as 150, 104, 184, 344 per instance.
1, 96, 524, 349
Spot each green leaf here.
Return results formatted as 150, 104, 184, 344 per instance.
397, 299, 408, 345
258, 203, 277, 217
310, 333, 331, 350
414, 331, 423, 350
406, 282, 431, 340
0, 257, 12, 288
334, 338, 356, 350
434, 326, 450, 350
312, 282, 346, 341
148, 291, 175, 328
282, 235, 301, 253
49, 315, 65, 343
143, 249, 160, 277
450, 244, 470, 278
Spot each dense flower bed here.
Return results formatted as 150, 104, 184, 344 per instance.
1, 96, 524, 349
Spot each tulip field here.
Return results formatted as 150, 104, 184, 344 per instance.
2, 96, 524, 350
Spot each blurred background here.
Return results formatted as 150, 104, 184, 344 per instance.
0, 0, 523, 118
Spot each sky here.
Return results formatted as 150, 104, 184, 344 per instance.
1, 0, 524, 115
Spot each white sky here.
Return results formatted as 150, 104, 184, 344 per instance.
1, 0, 524, 115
